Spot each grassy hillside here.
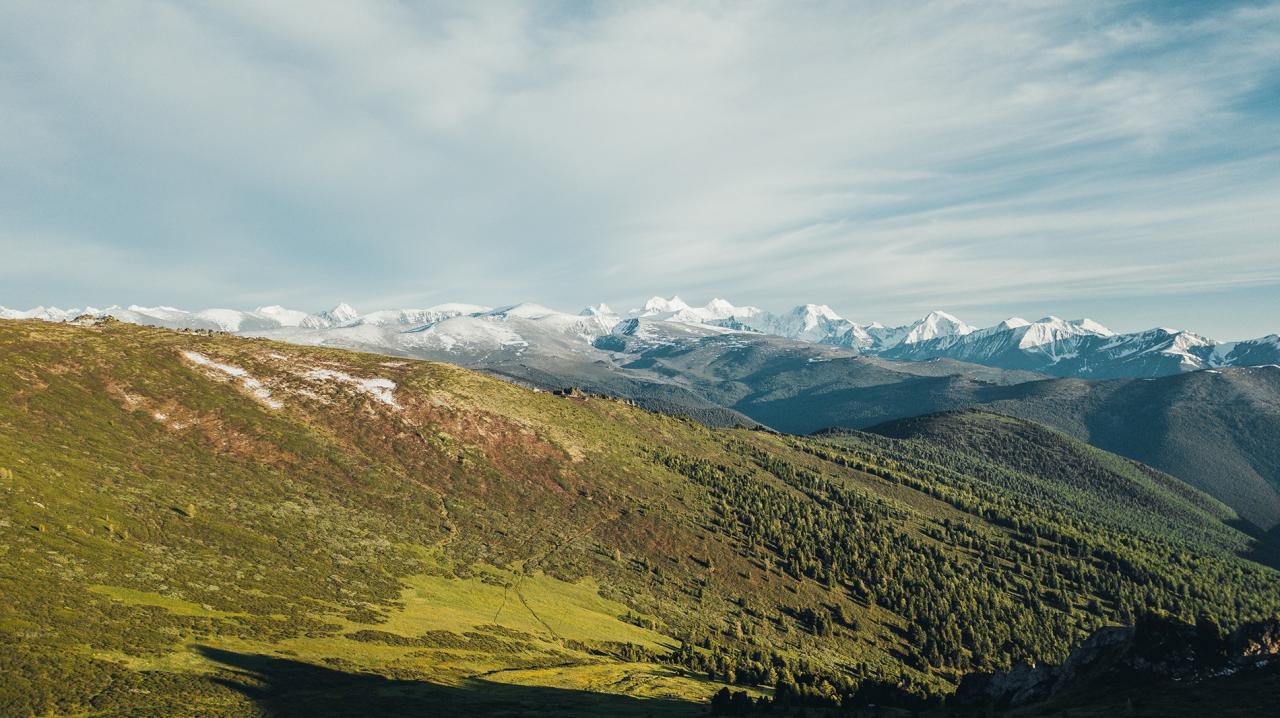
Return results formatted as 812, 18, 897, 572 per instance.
1, 319, 1278, 716
859, 410, 1239, 545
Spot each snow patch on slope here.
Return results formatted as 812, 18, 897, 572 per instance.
181, 351, 281, 409
303, 368, 399, 408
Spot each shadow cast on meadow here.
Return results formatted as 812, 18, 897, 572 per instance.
195, 645, 700, 718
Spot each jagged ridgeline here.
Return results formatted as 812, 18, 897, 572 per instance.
1, 319, 1278, 717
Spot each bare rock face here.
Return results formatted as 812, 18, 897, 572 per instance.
996, 659, 1055, 705
1050, 626, 1133, 691
954, 659, 1055, 707
955, 626, 1134, 707
70, 313, 116, 327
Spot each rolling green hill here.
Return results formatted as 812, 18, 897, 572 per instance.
857, 410, 1240, 545
1, 319, 1277, 716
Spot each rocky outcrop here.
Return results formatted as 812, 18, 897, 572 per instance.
70, 313, 117, 327
1231, 618, 1280, 663
954, 625, 1132, 707
955, 616, 1280, 708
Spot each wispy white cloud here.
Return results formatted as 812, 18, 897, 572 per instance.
1, 0, 1277, 336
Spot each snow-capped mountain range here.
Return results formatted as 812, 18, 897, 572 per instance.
3, 296, 1276, 379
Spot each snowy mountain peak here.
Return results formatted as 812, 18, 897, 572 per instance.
794, 303, 842, 321
777, 304, 845, 335
1071, 318, 1113, 336
1025, 316, 1111, 336
717, 302, 850, 344
356, 305, 485, 327
486, 303, 560, 320
641, 296, 689, 314
581, 303, 615, 318
923, 309, 965, 324
425, 303, 489, 315
1170, 330, 1214, 348
902, 310, 975, 345
0, 305, 81, 322
632, 296, 763, 325
999, 317, 1031, 330
1015, 316, 1102, 350
700, 298, 762, 320
255, 305, 309, 327
301, 303, 361, 329
329, 303, 359, 323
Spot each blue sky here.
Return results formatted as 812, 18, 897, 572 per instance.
1, 1, 1278, 338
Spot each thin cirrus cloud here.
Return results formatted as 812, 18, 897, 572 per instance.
0, 0, 1277, 338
